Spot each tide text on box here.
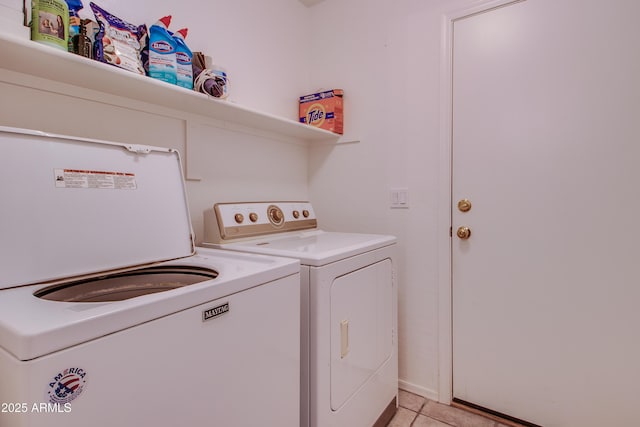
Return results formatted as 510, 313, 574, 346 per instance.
299, 89, 343, 135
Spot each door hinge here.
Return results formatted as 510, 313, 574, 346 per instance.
449, 226, 453, 237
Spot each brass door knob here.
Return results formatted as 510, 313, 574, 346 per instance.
456, 226, 471, 239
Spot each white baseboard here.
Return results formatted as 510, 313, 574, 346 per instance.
398, 379, 439, 402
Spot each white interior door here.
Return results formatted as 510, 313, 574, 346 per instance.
452, 1, 640, 426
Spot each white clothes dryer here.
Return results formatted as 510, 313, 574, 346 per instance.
203, 201, 398, 427
0, 128, 301, 427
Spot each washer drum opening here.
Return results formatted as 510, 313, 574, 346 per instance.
34, 266, 218, 302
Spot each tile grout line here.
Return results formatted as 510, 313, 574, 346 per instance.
408, 401, 425, 427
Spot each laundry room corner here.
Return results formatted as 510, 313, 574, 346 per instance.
0, 0, 485, 418
305, 0, 456, 402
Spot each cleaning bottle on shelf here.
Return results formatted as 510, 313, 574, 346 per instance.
148, 15, 177, 85
71, 19, 92, 58
65, 0, 83, 52
173, 28, 193, 90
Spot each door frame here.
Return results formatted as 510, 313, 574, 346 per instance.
436, 0, 527, 404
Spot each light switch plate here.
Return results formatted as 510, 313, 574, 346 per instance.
390, 188, 409, 209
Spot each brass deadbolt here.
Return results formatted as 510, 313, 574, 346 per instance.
458, 199, 472, 212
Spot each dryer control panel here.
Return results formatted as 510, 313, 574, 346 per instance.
204, 201, 318, 243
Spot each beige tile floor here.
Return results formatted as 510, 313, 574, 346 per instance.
387, 390, 521, 427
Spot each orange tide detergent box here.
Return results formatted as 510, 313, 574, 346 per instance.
299, 89, 344, 134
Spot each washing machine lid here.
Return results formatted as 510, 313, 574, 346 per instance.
0, 127, 194, 289
217, 230, 396, 266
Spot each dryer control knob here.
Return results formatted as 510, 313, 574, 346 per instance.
249, 213, 258, 222
267, 205, 285, 227
234, 213, 244, 224
293, 210, 300, 219
302, 209, 310, 218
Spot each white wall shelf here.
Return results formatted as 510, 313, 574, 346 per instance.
0, 33, 341, 143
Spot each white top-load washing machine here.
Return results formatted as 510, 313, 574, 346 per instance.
0, 128, 301, 427
203, 201, 398, 427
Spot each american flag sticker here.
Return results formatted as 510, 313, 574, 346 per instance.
46, 368, 88, 405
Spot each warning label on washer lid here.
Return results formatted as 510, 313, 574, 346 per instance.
54, 169, 137, 189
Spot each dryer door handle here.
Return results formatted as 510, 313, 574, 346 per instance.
340, 320, 349, 358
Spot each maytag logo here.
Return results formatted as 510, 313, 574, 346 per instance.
203, 302, 230, 322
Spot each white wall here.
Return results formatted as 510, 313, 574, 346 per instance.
0, 0, 29, 38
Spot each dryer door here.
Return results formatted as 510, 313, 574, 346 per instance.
329, 258, 393, 410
